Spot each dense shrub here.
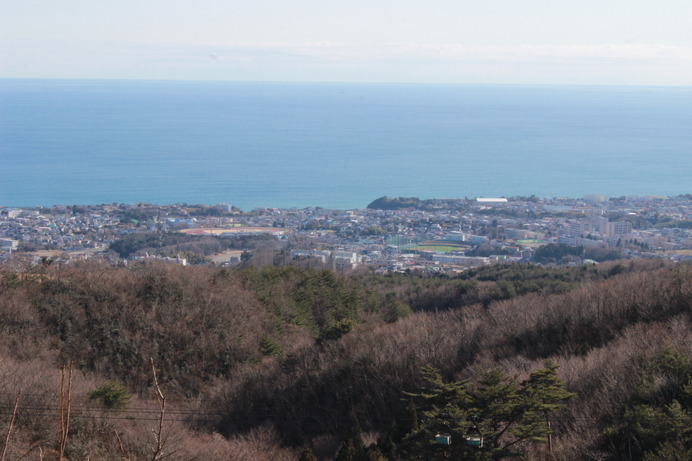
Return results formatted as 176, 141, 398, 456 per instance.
88, 381, 131, 410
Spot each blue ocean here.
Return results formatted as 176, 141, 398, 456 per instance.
1, 79, 691, 210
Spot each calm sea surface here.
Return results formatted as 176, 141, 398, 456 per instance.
1, 79, 691, 210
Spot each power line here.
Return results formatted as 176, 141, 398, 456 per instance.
0, 403, 605, 424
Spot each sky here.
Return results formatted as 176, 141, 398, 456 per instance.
1, 0, 691, 85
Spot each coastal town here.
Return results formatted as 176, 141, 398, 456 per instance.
2, 194, 692, 271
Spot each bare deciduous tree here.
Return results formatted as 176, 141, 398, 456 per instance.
58, 362, 73, 461
1, 390, 21, 461
150, 358, 174, 460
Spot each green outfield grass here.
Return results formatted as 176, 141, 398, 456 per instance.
409, 245, 465, 253
420, 240, 468, 246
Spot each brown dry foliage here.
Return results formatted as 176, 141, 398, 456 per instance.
0, 259, 689, 459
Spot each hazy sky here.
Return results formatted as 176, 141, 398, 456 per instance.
1, 0, 691, 85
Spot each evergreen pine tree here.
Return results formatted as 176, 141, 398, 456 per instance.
393, 364, 575, 460
336, 438, 358, 461
469, 367, 524, 459
336, 407, 367, 461
520, 361, 576, 453
407, 398, 419, 433
377, 428, 395, 459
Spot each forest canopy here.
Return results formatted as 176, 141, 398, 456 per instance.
0, 259, 689, 460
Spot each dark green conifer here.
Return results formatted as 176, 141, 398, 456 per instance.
520, 361, 576, 453
407, 398, 419, 433
336, 408, 367, 461
335, 438, 358, 461
395, 364, 575, 460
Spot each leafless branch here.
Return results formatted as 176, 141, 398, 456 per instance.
150, 358, 167, 461
1, 390, 21, 461
114, 429, 129, 460
58, 361, 74, 461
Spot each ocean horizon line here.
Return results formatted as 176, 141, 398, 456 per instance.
3, 77, 692, 90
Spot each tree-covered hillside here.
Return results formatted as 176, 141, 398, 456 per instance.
0, 260, 689, 459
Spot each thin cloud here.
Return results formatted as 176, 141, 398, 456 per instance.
376, 43, 692, 63
191, 41, 692, 65
94, 39, 692, 85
